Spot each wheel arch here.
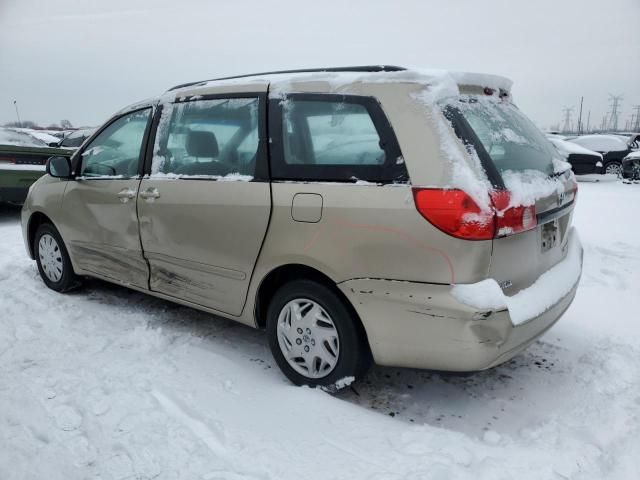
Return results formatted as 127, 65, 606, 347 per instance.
254, 263, 372, 356
27, 211, 55, 259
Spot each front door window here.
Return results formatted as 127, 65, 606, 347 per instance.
79, 108, 151, 178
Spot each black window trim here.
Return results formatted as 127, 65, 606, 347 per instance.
143, 92, 269, 182
72, 105, 155, 181
441, 104, 505, 190
268, 93, 408, 184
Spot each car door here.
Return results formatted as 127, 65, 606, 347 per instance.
60, 107, 153, 288
137, 93, 271, 316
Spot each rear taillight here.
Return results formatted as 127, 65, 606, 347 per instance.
412, 188, 494, 240
412, 188, 537, 240
0, 156, 17, 164
489, 190, 537, 237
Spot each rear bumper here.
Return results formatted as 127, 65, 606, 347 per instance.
338, 229, 583, 371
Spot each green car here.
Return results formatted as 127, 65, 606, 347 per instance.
0, 128, 73, 204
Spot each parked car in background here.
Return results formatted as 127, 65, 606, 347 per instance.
56, 128, 96, 149
0, 128, 72, 204
568, 134, 633, 175
11, 128, 61, 147
21, 66, 582, 388
547, 136, 603, 174
622, 150, 640, 180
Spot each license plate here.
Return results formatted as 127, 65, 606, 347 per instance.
541, 220, 559, 253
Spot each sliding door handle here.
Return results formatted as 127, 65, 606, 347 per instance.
140, 187, 160, 200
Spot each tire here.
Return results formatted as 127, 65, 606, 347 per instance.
604, 161, 622, 177
34, 223, 80, 292
266, 279, 371, 389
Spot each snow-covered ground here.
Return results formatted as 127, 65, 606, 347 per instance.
1, 180, 639, 479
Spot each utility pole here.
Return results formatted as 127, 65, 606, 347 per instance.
586, 110, 591, 133
607, 94, 623, 132
561, 106, 574, 133
13, 100, 22, 128
601, 114, 608, 132
577, 96, 584, 134
632, 105, 640, 132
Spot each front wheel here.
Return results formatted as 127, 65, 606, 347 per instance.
604, 161, 622, 177
266, 279, 371, 389
34, 223, 80, 292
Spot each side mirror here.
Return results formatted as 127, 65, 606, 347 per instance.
48, 141, 60, 147
46, 156, 72, 178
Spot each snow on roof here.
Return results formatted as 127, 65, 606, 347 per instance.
0, 128, 46, 147
548, 137, 603, 159
169, 67, 513, 102
12, 128, 60, 145
569, 135, 629, 153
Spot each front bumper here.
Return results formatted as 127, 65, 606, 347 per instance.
338, 229, 583, 371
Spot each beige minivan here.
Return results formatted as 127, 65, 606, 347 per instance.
22, 66, 583, 388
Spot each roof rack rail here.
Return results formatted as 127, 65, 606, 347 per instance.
168, 65, 407, 91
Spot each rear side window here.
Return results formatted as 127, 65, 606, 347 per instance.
270, 94, 407, 183
151, 97, 261, 179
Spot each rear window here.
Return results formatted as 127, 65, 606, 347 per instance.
441, 96, 556, 177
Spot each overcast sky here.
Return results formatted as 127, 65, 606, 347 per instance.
1, 0, 639, 130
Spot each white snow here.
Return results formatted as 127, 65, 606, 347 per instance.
548, 137, 603, 159
189, 68, 512, 104
0, 128, 46, 147
12, 128, 60, 145
569, 135, 629, 153
501, 168, 568, 207
147, 172, 253, 182
0, 164, 46, 171
411, 90, 493, 211
1, 181, 639, 479
452, 228, 582, 325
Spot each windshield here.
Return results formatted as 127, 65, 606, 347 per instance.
441, 96, 556, 176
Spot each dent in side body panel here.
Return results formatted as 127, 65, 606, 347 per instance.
137, 180, 271, 317
338, 277, 578, 371
61, 178, 148, 288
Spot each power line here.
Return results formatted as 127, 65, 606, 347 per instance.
561, 106, 574, 133
607, 94, 623, 131
632, 105, 640, 132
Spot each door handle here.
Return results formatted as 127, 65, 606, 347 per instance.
117, 188, 136, 203
140, 187, 160, 200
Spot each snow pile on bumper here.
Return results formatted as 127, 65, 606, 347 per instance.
452, 228, 583, 326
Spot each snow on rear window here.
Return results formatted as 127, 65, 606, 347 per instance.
413, 90, 573, 209
442, 96, 558, 176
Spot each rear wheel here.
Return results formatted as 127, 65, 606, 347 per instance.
34, 223, 80, 292
604, 161, 622, 176
266, 279, 370, 389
